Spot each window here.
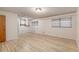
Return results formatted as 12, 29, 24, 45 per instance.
20, 18, 29, 27
20, 19, 26, 26
32, 21, 38, 26
52, 16, 72, 28
60, 17, 72, 28
52, 19, 60, 27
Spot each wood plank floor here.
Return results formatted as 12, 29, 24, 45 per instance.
0, 32, 79, 52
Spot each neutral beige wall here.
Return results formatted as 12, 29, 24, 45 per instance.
0, 11, 18, 41
32, 13, 76, 40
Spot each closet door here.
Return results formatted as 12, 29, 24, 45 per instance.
0, 15, 6, 42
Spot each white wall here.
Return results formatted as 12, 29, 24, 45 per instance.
76, 8, 79, 48
0, 11, 18, 41
32, 13, 76, 40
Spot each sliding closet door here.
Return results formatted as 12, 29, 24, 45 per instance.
0, 15, 6, 42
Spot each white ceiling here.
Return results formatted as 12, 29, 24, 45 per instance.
0, 7, 77, 18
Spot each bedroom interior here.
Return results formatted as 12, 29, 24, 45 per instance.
0, 7, 79, 52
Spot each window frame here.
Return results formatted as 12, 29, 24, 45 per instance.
52, 16, 72, 28
20, 18, 30, 27
32, 21, 38, 26
60, 17, 72, 28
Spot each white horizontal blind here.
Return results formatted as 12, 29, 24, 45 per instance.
52, 16, 72, 28
52, 19, 60, 27
32, 21, 38, 26
61, 17, 72, 28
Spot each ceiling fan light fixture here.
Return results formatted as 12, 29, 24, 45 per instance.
35, 8, 42, 12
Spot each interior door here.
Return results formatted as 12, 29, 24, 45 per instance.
0, 15, 6, 42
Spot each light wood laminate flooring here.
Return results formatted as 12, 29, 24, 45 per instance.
0, 33, 79, 52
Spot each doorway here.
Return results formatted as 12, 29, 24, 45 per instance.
0, 15, 6, 42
